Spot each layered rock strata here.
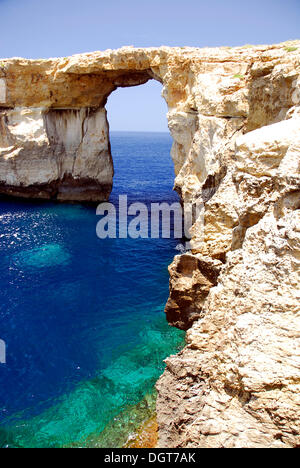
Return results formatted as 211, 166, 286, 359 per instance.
0, 42, 299, 447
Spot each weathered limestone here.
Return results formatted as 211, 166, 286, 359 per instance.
157, 106, 300, 448
165, 254, 223, 330
0, 42, 299, 202
0, 78, 6, 104
0, 41, 299, 448
157, 197, 300, 448
0, 107, 113, 201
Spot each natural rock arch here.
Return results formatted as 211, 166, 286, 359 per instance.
0, 44, 300, 448
0, 47, 204, 204
0, 66, 165, 202
2, 44, 297, 205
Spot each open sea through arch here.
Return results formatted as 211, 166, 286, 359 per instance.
0, 131, 185, 448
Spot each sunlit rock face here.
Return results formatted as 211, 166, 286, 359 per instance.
0, 42, 299, 202
0, 107, 113, 201
156, 44, 300, 447
1, 42, 300, 447
157, 196, 300, 448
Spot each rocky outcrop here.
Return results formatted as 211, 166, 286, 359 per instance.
157, 197, 300, 448
165, 254, 223, 330
156, 48, 300, 447
0, 41, 299, 447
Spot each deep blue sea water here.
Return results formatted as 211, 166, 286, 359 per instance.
0, 132, 184, 448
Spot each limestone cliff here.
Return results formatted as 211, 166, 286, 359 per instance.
0, 42, 299, 447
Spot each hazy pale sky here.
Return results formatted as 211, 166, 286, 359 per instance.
0, 0, 299, 131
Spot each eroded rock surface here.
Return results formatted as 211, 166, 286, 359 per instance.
0, 107, 113, 201
157, 51, 300, 446
165, 254, 223, 330
157, 199, 300, 448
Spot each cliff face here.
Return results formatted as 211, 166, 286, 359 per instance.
1, 42, 299, 447
0, 107, 113, 201
1, 43, 299, 202
156, 45, 300, 448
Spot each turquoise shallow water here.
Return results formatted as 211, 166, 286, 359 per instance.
0, 132, 184, 448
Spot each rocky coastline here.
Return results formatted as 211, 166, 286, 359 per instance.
1, 42, 299, 448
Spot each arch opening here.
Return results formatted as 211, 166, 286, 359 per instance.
102, 79, 181, 240
106, 79, 169, 133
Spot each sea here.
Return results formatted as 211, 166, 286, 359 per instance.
0, 132, 185, 448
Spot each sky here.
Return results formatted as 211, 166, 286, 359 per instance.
0, 0, 299, 131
